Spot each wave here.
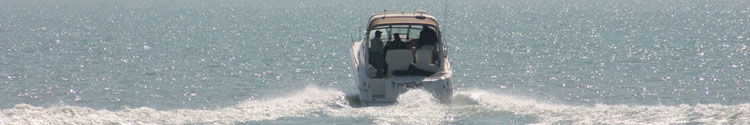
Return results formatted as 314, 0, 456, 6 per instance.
454, 90, 750, 124
327, 89, 456, 124
0, 86, 348, 124
2, 87, 748, 124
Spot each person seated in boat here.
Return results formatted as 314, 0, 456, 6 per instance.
384, 33, 412, 76
368, 31, 385, 78
418, 25, 439, 63
384, 33, 407, 53
418, 24, 438, 48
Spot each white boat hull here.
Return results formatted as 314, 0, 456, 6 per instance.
351, 40, 453, 106
351, 11, 452, 106
357, 76, 453, 105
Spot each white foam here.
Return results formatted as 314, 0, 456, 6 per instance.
454, 90, 750, 124
0, 86, 348, 124
0, 87, 454, 124
3, 88, 748, 124
326, 89, 455, 124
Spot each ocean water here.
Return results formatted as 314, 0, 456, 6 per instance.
1, 0, 749, 124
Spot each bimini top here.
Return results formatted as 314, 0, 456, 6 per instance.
368, 11, 439, 29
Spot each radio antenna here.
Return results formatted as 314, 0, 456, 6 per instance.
443, 0, 449, 29
443, 0, 449, 41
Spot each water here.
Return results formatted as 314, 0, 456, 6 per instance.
1, 0, 749, 124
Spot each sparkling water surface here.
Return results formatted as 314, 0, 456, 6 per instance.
1, 0, 749, 124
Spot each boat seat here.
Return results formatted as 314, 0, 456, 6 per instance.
385, 49, 414, 76
415, 45, 435, 64
414, 45, 439, 72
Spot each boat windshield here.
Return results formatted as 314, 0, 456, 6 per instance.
368, 25, 436, 43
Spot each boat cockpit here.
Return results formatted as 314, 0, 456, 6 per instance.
365, 24, 444, 78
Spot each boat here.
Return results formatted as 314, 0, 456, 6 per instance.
350, 10, 453, 106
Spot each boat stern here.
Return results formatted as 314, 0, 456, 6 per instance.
359, 75, 453, 106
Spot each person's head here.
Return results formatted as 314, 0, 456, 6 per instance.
423, 24, 430, 29
393, 33, 401, 40
375, 31, 382, 37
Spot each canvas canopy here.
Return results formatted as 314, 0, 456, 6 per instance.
367, 12, 440, 30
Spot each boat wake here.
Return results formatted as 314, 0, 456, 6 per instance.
452, 90, 750, 124
0, 86, 349, 124
2, 86, 748, 124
